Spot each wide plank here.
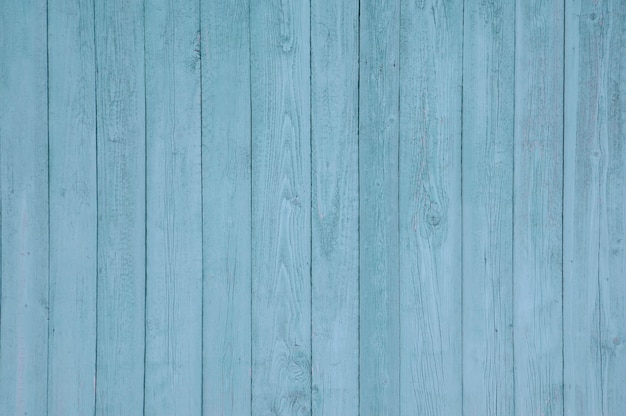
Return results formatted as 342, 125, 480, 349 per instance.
250, 0, 312, 414
0, 1, 49, 414
462, 1, 515, 415
359, 0, 400, 414
47, 0, 97, 414
399, 0, 463, 414
311, 1, 359, 414
144, 0, 203, 413
514, 0, 564, 414
201, 0, 252, 414
564, 0, 626, 414
94, 0, 146, 413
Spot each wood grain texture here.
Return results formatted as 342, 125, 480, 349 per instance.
514, 0, 564, 415
359, 0, 400, 414
144, 0, 202, 414
94, 0, 146, 413
564, 1, 626, 414
0, 1, 49, 414
399, 0, 463, 414
201, 0, 252, 415
250, 0, 311, 414
310, 1, 359, 414
47, 0, 97, 414
462, 1, 515, 415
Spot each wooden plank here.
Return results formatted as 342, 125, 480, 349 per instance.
398, 0, 463, 414
250, 0, 311, 414
47, 0, 97, 414
94, 0, 146, 413
144, 0, 202, 414
514, 0, 564, 415
358, 0, 400, 414
310, 1, 359, 414
201, 0, 252, 414
0, 0, 49, 414
564, 1, 626, 414
461, 1, 515, 415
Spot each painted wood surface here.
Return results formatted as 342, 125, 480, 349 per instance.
144, 0, 202, 413
201, 0, 252, 415
250, 1, 311, 415
47, 0, 97, 414
399, 1, 463, 414
311, 1, 359, 415
514, 1, 564, 415
94, 0, 146, 414
0, 1, 49, 415
564, 0, 626, 414
1, 2, 626, 415
462, 1, 515, 415
359, 0, 400, 414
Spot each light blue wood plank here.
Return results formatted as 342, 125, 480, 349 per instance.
144, 0, 202, 414
94, 0, 146, 413
0, 1, 49, 414
514, 1, 564, 415
399, 1, 463, 414
359, 0, 400, 414
564, 1, 626, 414
47, 0, 97, 414
201, 0, 252, 414
462, 1, 515, 415
311, 1, 359, 414
250, 0, 311, 414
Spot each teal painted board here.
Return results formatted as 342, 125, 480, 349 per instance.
94, 0, 146, 413
399, 0, 463, 415
359, 0, 400, 414
564, 1, 626, 414
201, 0, 252, 414
0, 0, 49, 414
144, 0, 203, 413
462, 1, 515, 415
514, 0, 564, 415
311, 1, 359, 414
47, 0, 97, 413
399, 0, 463, 414
250, 0, 312, 414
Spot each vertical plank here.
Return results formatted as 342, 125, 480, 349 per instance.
564, 0, 626, 414
94, 0, 146, 413
462, 1, 515, 415
359, 0, 400, 414
144, 0, 202, 413
201, 0, 252, 414
310, 1, 359, 414
514, 0, 564, 415
0, 0, 48, 414
250, 0, 311, 414
399, 0, 463, 414
47, 0, 97, 413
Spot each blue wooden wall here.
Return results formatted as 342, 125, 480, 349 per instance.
0, 0, 625, 415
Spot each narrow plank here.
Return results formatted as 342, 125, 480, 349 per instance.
514, 0, 564, 415
47, 0, 97, 414
600, 5, 626, 410
462, 1, 515, 415
310, 1, 359, 414
250, 0, 312, 413
144, 0, 202, 413
564, 1, 626, 414
94, 0, 146, 413
0, 0, 49, 414
359, 0, 400, 414
201, 0, 252, 414
399, 0, 463, 414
